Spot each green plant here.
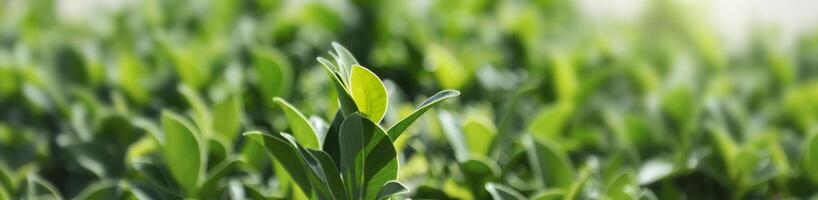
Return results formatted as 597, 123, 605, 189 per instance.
244, 43, 459, 200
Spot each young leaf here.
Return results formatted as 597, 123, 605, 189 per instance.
375, 181, 409, 200
332, 42, 359, 86
387, 90, 460, 140
273, 97, 320, 149
525, 136, 576, 189
485, 182, 526, 200
339, 113, 398, 200
161, 111, 204, 196
350, 65, 388, 123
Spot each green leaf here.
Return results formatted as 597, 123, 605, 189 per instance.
525, 136, 576, 189
339, 113, 398, 200
485, 182, 526, 200
273, 97, 320, 149
324, 66, 358, 116
387, 90, 460, 140
213, 94, 242, 141
331, 42, 359, 86
323, 110, 345, 167
375, 181, 408, 200
253, 47, 293, 101
350, 65, 388, 123
161, 111, 204, 196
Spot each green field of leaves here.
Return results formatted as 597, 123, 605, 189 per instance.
1, 0, 818, 199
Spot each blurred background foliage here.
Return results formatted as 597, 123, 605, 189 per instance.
1, 0, 818, 199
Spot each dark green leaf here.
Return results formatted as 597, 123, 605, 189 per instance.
339, 113, 398, 200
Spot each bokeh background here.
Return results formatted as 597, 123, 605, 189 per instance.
2, 0, 818, 199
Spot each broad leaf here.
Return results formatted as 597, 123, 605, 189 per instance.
387, 90, 460, 140
273, 97, 320, 149
339, 113, 398, 200
161, 111, 204, 196
485, 182, 526, 200
350, 65, 388, 123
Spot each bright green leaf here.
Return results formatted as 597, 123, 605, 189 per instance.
350, 65, 388, 123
